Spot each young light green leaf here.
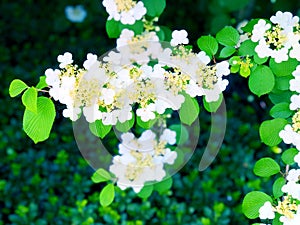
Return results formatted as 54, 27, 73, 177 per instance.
91, 168, 112, 183
153, 177, 173, 194
253, 157, 280, 177
179, 94, 200, 125
137, 185, 153, 199
89, 120, 112, 139
242, 191, 272, 219
22, 87, 38, 114
270, 102, 293, 119
9, 79, 28, 97
248, 65, 275, 97
115, 113, 135, 132
99, 183, 115, 207
23, 97, 56, 144
216, 26, 239, 47
281, 148, 298, 165
273, 177, 285, 198
197, 35, 218, 58
203, 94, 223, 113
36, 76, 48, 89
259, 118, 288, 146
142, 0, 166, 17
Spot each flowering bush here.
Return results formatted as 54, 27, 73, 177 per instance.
7, 0, 300, 224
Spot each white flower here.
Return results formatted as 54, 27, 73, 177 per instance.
62, 106, 81, 121
290, 77, 300, 93
290, 95, 300, 110
279, 124, 300, 150
270, 11, 299, 33
286, 169, 300, 182
237, 20, 248, 33
292, 65, 300, 77
290, 43, 300, 61
251, 19, 271, 42
83, 53, 98, 70
294, 152, 300, 167
45, 68, 60, 87
160, 129, 176, 145
259, 201, 275, 220
170, 30, 189, 47
197, 51, 210, 65
82, 104, 102, 123
100, 88, 115, 105
102, 0, 146, 25
57, 52, 73, 69
204, 78, 229, 102
216, 61, 230, 77
102, 111, 118, 125
282, 181, 300, 200
280, 205, 300, 225
65, 5, 87, 23
136, 103, 156, 122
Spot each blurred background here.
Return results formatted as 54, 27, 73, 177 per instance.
1, 0, 300, 224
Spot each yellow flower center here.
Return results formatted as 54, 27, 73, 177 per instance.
265, 25, 287, 50
292, 110, 300, 133
275, 196, 298, 219
115, 0, 136, 12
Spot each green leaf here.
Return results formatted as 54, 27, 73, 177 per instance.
253, 157, 280, 177
99, 183, 115, 207
259, 118, 288, 146
269, 58, 299, 77
22, 87, 38, 113
219, 46, 236, 58
137, 185, 153, 199
272, 213, 282, 225
142, 0, 166, 17
159, 26, 172, 41
203, 94, 223, 113
153, 177, 172, 194
119, 20, 144, 35
238, 39, 257, 56
169, 124, 189, 145
273, 177, 285, 198
274, 75, 293, 91
179, 94, 200, 125
216, 26, 240, 47
91, 168, 112, 183
253, 53, 268, 65
241, 19, 260, 33
270, 102, 293, 119
282, 148, 298, 165
115, 113, 135, 132
23, 97, 56, 144
197, 35, 218, 58
36, 76, 48, 89
242, 191, 272, 219
136, 116, 157, 129
9, 79, 28, 97
89, 120, 112, 139
248, 65, 275, 97
106, 19, 121, 38
269, 89, 293, 105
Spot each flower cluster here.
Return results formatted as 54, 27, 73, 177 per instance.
45, 29, 230, 125
250, 11, 300, 63
280, 65, 300, 161
102, 0, 147, 25
109, 129, 177, 192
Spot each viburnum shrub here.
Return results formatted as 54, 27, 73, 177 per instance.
8, 0, 300, 224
